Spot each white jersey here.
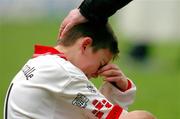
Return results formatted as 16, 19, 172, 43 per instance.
4, 45, 136, 119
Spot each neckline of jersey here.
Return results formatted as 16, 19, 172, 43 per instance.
33, 45, 67, 60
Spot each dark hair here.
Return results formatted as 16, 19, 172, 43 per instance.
57, 22, 119, 58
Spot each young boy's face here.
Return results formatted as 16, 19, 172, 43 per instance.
78, 47, 113, 79
62, 37, 115, 79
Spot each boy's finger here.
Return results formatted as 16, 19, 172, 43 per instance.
99, 70, 120, 77
98, 64, 118, 73
103, 76, 119, 82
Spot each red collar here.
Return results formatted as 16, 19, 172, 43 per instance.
33, 45, 67, 60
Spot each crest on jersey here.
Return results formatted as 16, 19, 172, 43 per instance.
72, 93, 89, 108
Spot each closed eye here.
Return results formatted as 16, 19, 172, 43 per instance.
98, 63, 106, 71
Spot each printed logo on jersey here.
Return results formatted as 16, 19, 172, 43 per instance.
91, 99, 112, 119
72, 93, 89, 108
22, 65, 36, 80
86, 84, 97, 93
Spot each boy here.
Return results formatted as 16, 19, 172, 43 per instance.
4, 22, 139, 119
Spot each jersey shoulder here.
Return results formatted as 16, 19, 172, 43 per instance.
29, 55, 87, 81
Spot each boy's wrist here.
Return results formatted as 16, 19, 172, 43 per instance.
111, 77, 131, 92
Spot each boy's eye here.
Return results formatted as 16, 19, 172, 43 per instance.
98, 63, 103, 70
98, 66, 103, 70
98, 63, 106, 70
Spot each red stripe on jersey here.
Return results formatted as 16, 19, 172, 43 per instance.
106, 105, 123, 119
33, 45, 67, 60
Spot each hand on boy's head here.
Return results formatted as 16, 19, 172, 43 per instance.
98, 64, 128, 91
58, 8, 88, 39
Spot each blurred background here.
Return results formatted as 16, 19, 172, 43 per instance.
0, 0, 180, 119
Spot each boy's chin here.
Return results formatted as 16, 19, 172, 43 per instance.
85, 74, 93, 79
86, 74, 91, 79
86, 75, 98, 80
85, 73, 98, 79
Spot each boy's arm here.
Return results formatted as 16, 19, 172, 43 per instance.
61, 75, 129, 119
99, 80, 136, 110
98, 64, 136, 110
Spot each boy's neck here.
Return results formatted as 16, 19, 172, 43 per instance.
54, 45, 75, 62
54, 45, 67, 54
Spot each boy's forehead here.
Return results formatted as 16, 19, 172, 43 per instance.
99, 49, 113, 62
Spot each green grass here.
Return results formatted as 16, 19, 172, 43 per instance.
1, 18, 180, 119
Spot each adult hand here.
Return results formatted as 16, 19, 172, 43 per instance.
58, 8, 88, 39
98, 64, 128, 91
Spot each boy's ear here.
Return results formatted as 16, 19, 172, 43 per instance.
81, 37, 92, 52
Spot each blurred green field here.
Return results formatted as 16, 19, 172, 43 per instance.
0, 18, 180, 119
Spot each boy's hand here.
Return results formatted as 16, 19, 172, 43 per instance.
98, 64, 128, 91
